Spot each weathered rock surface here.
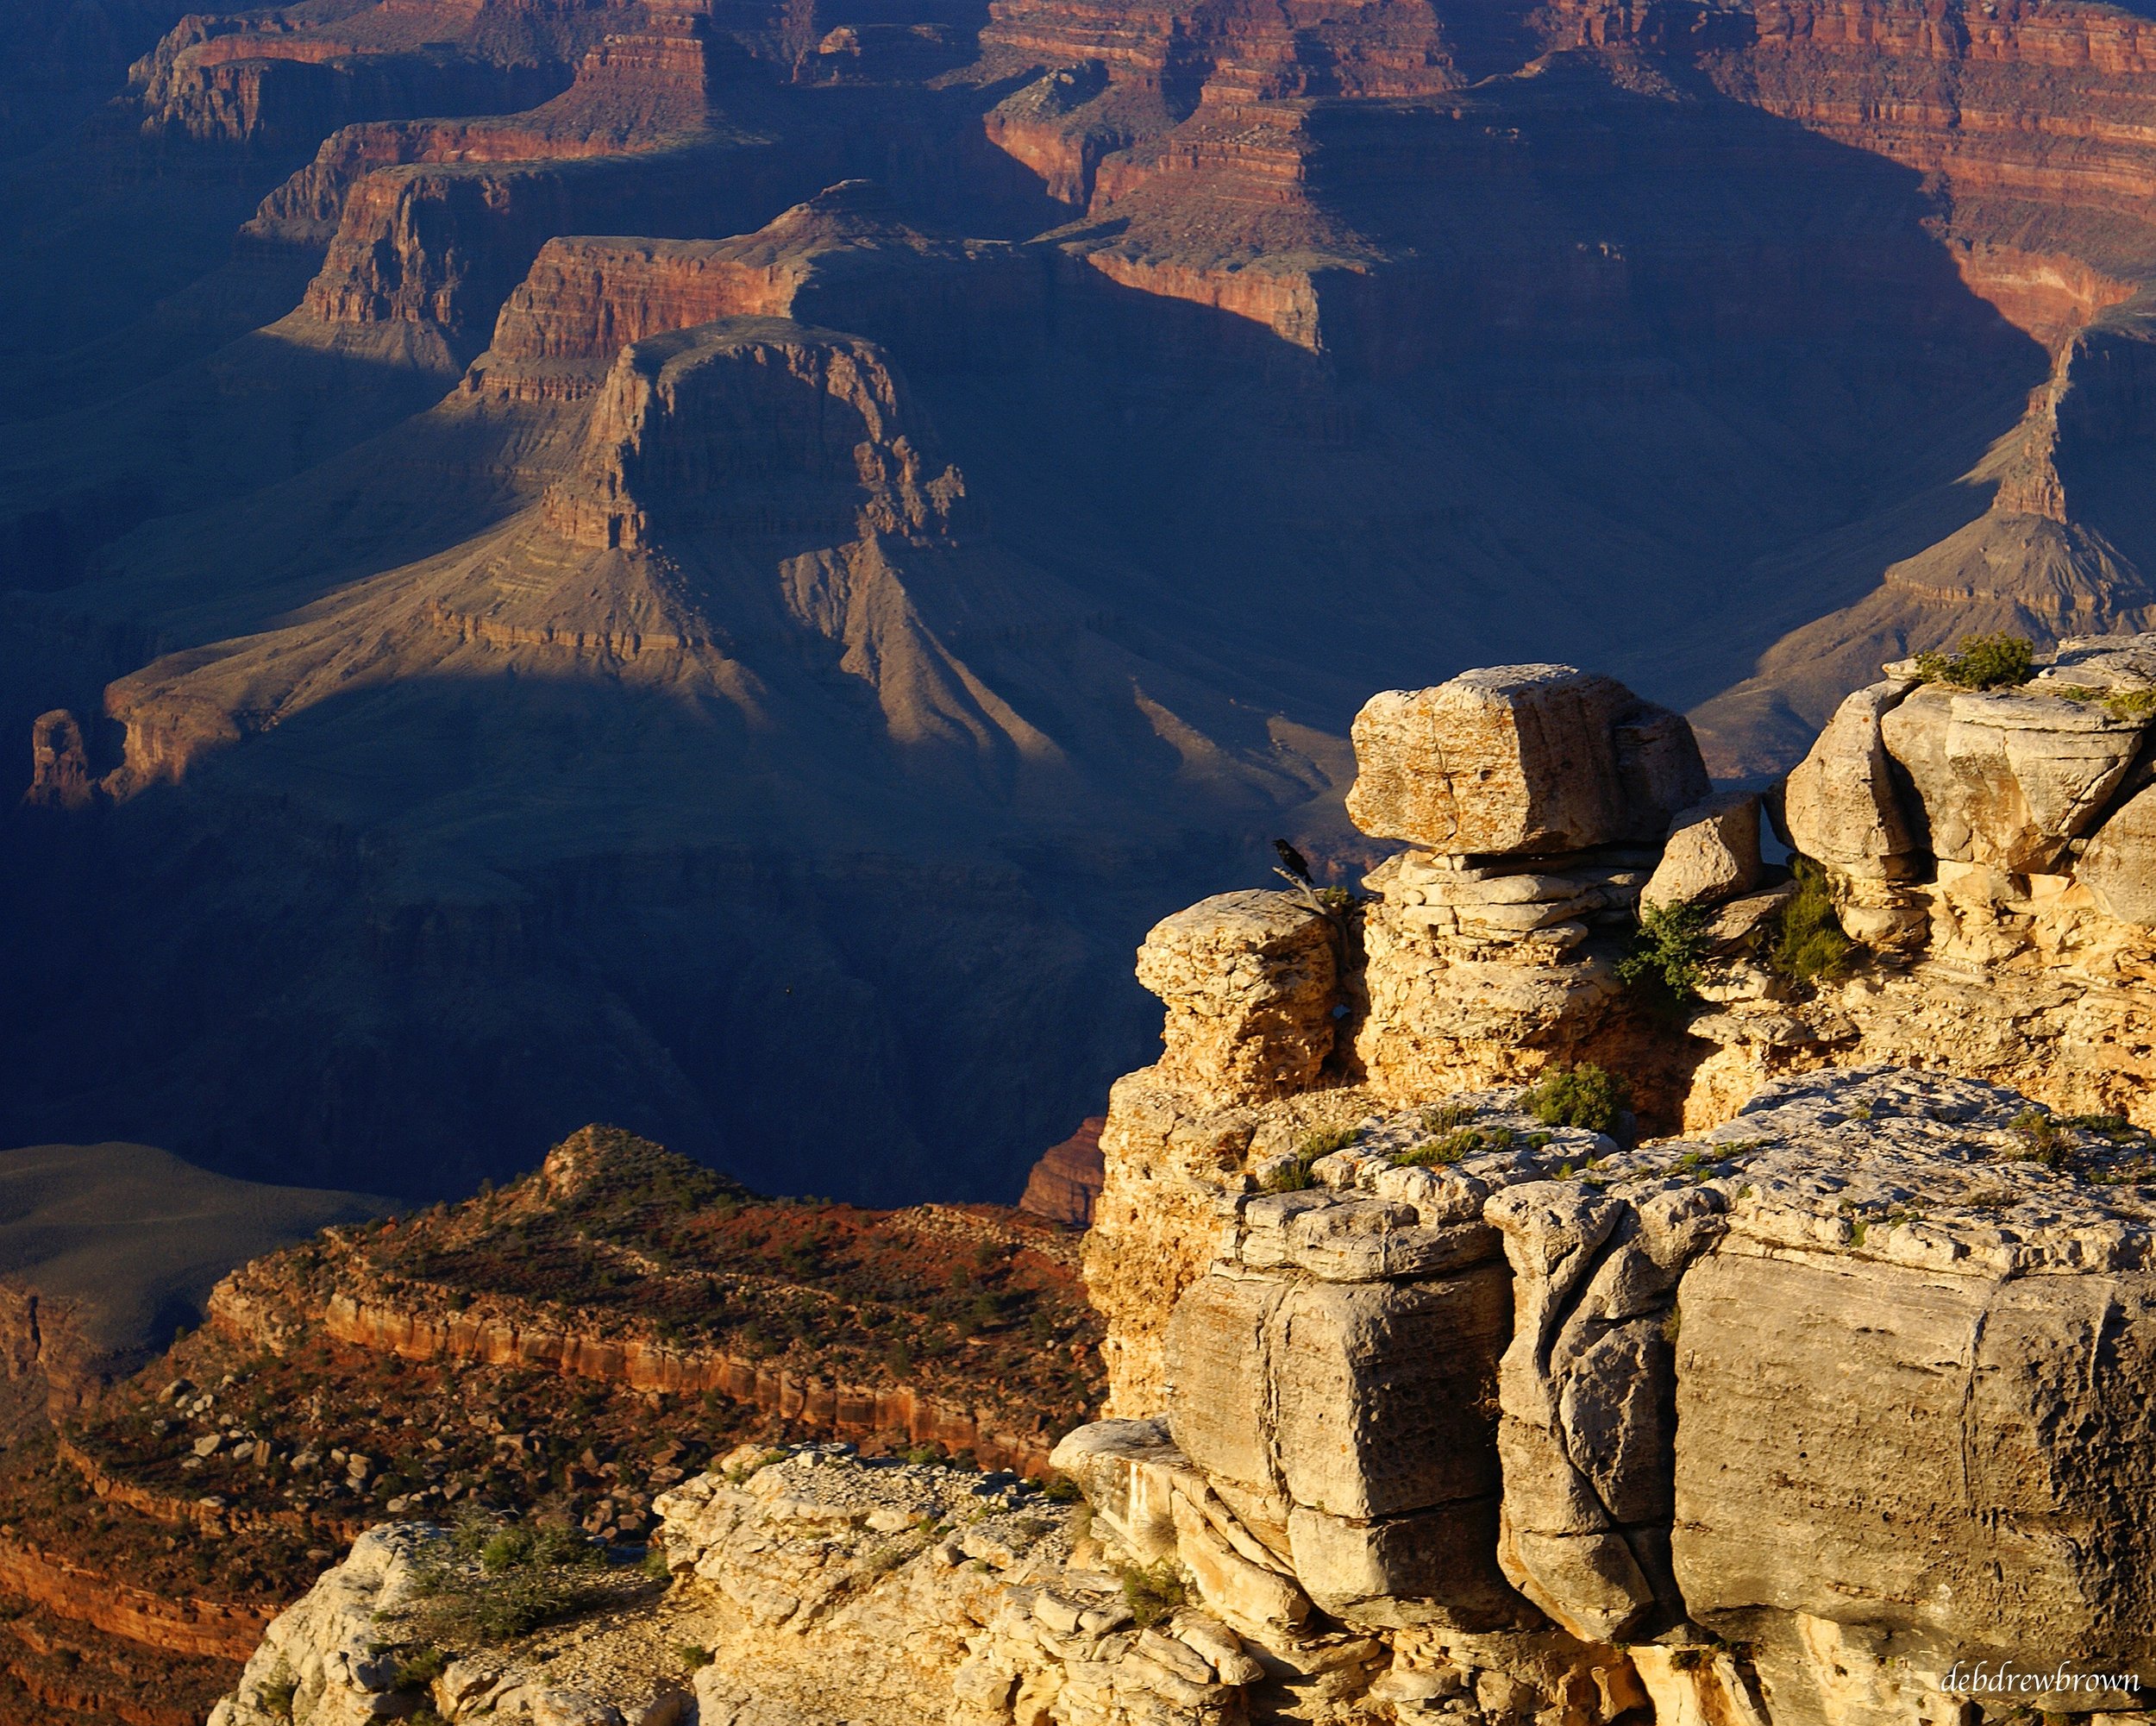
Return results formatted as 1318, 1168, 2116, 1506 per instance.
1780, 679, 1922, 881
1079, 1055, 2156, 1726
1135, 891, 1339, 1103
1346, 668, 1709, 857
211, 1445, 1278, 1726
2079, 781, 2156, 924
1879, 682, 2145, 873
1639, 794, 1760, 912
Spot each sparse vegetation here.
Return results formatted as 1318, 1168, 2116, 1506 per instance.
1767, 857, 1855, 985
1617, 901, 1713, 1013
400, 1517, 613, 1647
393, 1647, 450, 1691
1262, 1126, 1361, 1192
2057, 684, 2156, 723
1913, 632, 2034, 691
1396, 1125, 1514, 1167
2009, 1109, 2071, 1169
1524, 1064, 1631, 1135
679, 1643, 715, 1670
1119, 1559, 1188, 1629
258, 1664, 299, 1720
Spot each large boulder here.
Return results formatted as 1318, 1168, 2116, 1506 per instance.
1163, 1254, 1520, 1629
1134, 890, 1338, 1102
2078, 781, 2156, 924
1345, 666, 1709, 856
1879, 683, 2144, 874
1672, 1248, 2156, 1713
1641, 792, 1763, 910
1780, 679, 1922, 879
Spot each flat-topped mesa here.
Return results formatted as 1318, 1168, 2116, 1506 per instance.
1056, 1067, 2156, 1726
473, 184, 1046, 403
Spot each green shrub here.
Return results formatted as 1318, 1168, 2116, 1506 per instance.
1260, 1127, 1357, 1193
1119, 1559, 1188, 1629
1767, 858, 1855, 984
1295, 1127, 1360, 1158
1420, 1101, 1475, 1131
1617, 902, 1712, 1010
2009, 1109, 2071, 1168
679, 1643, 715, 1671
1395, 1125, 1514, 1167
1913, 632, 2034, 691
1523, 1065, 1631, 1135
394, 1648, 449, 1691
403, 1520, 611, 1648
257, 1665, 299, 1721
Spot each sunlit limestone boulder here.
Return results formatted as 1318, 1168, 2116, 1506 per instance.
1346, 666, 1709, 857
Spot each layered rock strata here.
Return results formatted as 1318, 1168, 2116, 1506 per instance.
1094, 644, 2156, 1413
1062, 1066, 2153, 1726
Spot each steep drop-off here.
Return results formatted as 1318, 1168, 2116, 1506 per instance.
21, 0, 2156, 1200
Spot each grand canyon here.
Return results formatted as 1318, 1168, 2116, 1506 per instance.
5, 0, 2156, 1721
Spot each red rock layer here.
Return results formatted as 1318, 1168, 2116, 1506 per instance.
0, 1541, 272, 1663
1018, 1117, 1105, 1226
1678, 0, 2156, 267
980, 0, 1495, 102
210, 1282, 1058, 1477
54, 1439, 367, 1548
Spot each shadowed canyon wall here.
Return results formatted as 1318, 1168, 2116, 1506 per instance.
16, 0, 2156, 1203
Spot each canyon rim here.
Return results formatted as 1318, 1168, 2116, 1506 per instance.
6, 0, 2156, 1721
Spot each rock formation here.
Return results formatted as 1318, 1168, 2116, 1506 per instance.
1019, 1119, 1106, 1227
35, 0, 2156, 1209
1087, 647, 2156, 1409
208, 1443, 1291, 1726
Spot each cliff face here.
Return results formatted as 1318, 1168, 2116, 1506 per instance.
1006, 654, 2156, 1726
200, 658, 2156, 1726
1089, 649, 2156, 1410
0, 1123, 1101, 1723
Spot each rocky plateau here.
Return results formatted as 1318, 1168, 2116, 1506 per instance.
175, 646, 2156, 1726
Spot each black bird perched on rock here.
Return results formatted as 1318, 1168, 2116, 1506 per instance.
1273, 838, 1313, 882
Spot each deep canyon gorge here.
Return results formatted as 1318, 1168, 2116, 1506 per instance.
18, 0, 2156, 1200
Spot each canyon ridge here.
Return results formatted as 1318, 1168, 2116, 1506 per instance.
21, 0, 2156, 1198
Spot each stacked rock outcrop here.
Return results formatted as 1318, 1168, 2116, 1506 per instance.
210, 650, 2156, 1726
1094, 642, 2156, 1410
1061, 1067, 2154, 1726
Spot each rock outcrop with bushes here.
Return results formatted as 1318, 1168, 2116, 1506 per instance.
212, 643, 2156, 1726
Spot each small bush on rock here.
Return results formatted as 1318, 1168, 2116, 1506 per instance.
1119, 1559, 1188, 1628
2009, 1109, 2071, 1169
1767, 858, 1854, 985
1618, 902, 1712, 1010
1261, 1126, 1359, 1192
404, 1519, 611, 1647
258, 1665, 298, 1721
1913, 632, 2034, 690
1396, 1125, 1514, 1167
1524, 1065, 1631, 1136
